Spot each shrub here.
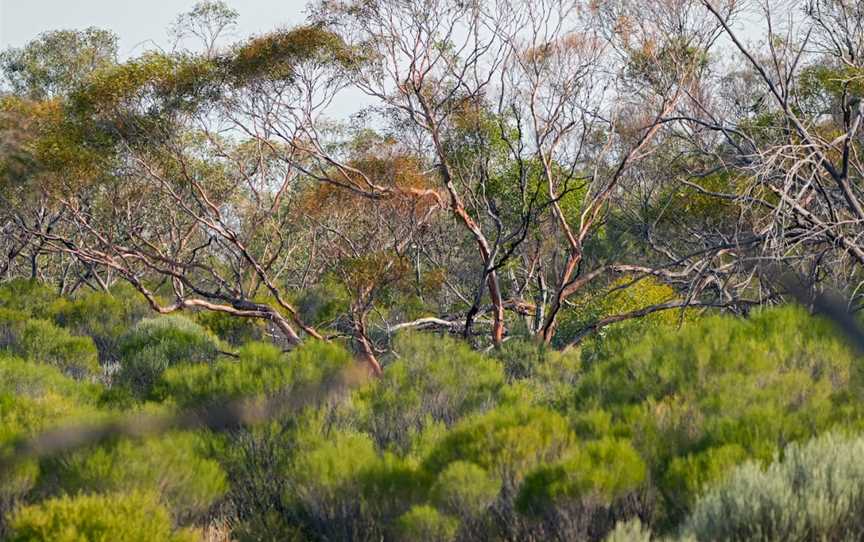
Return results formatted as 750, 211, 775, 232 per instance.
431, 461, 500, 519
7, 491, 199, 542
287, 430, 381, 540
603, 518, 653, 542
0, 355, 102, 527
0, 309, 99, 377
515, 438, 649, 541
195, 310, 265, 346
51, 284, 150, 364
356, 332, 505, 451
0, 279, 59, 318
51, 432, 228, 522
155, 341, 291, 406
115, 315, 220, 395
516, 438, 647, 514
683, 432, 864, 541
395, 505, 459, 542
424, 406, 576, 493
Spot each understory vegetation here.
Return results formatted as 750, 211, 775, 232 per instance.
3, 0, 864, 539
0, 279, 862, 541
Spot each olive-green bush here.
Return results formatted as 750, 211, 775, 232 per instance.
7, 491, 199, 542
355, 332, 505, 451
0, 309, 98, 377
50, 432, 228, 521
115, 315, 220, 396
50, 284, 150, 364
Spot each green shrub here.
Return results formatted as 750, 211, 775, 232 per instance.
356, 332, 505, 451
684, 432, 864, 541
155, 339, 354, 408
0, 355, 102, 524
662, 443, 748, 515
395, 505, 459, 542
431, 461, 500, 519
155, 341, 290, 406
195, 310, 265, 346
0, 279, 59, 318
7, 491, 199, 542
516, 438, 647, 514
115, 315, 220, 395
51, 284, 150, 363
423, 406, 575, 491
572, 306, 860, 522
287, 430, 382, 540
0, 309, 98, 377
51, 432, 228, 522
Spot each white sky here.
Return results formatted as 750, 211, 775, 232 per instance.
0, 0, 307, 56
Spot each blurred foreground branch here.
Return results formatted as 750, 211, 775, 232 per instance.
0, 363, 368, 475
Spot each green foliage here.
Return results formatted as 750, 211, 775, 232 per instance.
356, 332, 505, 451
395, 505, 459, 542
50, 284, 150, 363
155, 341, 290, 406
195, 310, 265, 346
228, 26, 356, 82
573, 305, 859, 522
0, 279, 60, 318
0, 28, 118, 99
516, 438, 647, 514
7, 491, 198, 542
115, 315, 220, 396
684, 432, 864, 541
0, 308, 99, 377
423, 406, 575, 490
50, 432, 227, 521
430, 461, 500, 519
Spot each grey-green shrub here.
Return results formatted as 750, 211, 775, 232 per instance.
683, 432, 864, 541
603, 518, 653, 542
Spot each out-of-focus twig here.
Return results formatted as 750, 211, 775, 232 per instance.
0, 364, 368, 475
776, 271, 864, 356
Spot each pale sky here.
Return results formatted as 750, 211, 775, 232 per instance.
0, 0, 307, 56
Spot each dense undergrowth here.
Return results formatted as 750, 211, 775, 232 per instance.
0, 279, 862, 541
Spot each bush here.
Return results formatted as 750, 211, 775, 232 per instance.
572, 306, 860, 522
356, 332, 505, 451
0, 309, 99, 377
423, 406, 576, 490
7, 491, 198, 542
51, 284, 150, 364
155, 341, 291, 406
431, 461, 500, 519
603, 518, 653, 542
0, 279, 59, 318
195, 310, 266, 346
515, 438, 648, 541
51, 432, 228, 522
683, 432, 864, 541
516, 438, 647, 514
395, 505, 459, 542
0, 355, 102, 528
115, 315, 220, 396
